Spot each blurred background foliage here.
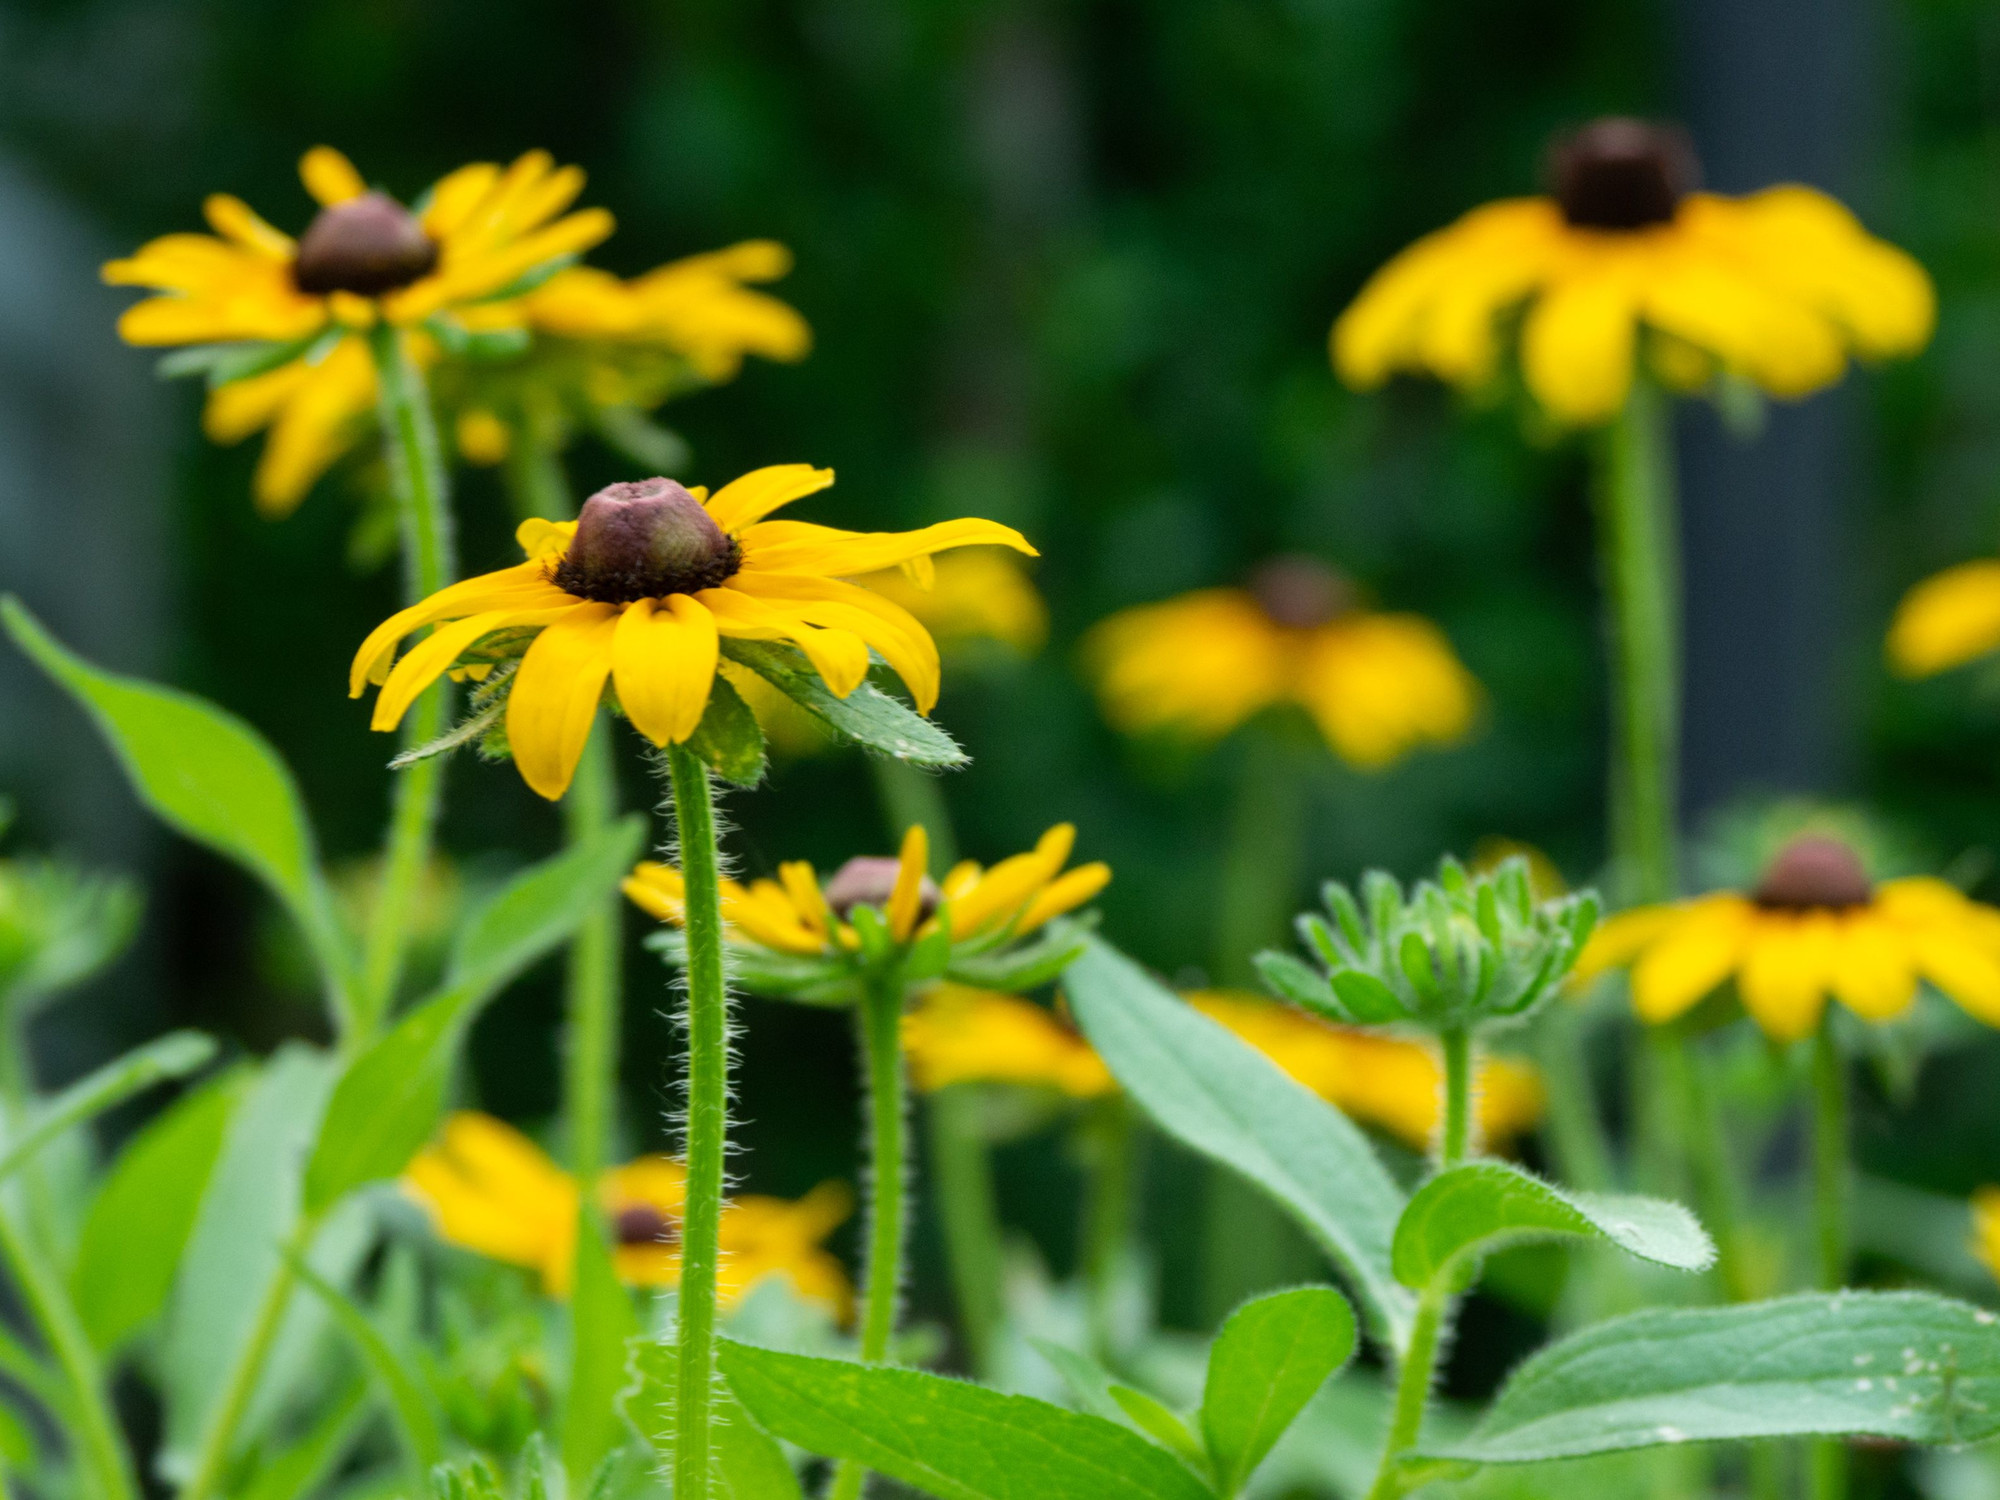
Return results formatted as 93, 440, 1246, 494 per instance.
3, 0, 1997, 1342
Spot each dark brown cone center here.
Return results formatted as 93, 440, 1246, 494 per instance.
292, 192, 440, 296
1249, 556, 1355, 630
551, 478, 741, 604
823, 856, 940, 924
1548, 118, 1699, 231
1753, 835, 1872, 911
614, 1203, 679, 1247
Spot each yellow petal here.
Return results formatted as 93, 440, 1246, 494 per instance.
300, 146, 367, 206
1828, 912, 1919, 1022
1570, 903, 1684, 989
739, 517, 1037, 577
1016, 862, 1111, 934
1520, 267, 1637, 425
202, 194, 294, 258
703, 464, 836, 534
624, 863, 686, 924
371, 606, 573, 732
1886, 560, 2000, 678
349, 563, 564, 695
730, 572, 942, 712
1909, 930, 2000, 1027
888, 825, 929, 942
698, 586, 872, 698
505, 604, 621, 800
778, 861, 831, 940
611, 594, 720, 746
1737, 913, 1837, 1041
1629, 896, 1754, 1024
1086, 590, 1288, 742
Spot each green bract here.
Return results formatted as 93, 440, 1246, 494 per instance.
1256, 855, 1598, 1030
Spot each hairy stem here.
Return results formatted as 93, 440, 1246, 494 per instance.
564, 727, 623, 1185
1363, 1282, 1452, 1500
1438, 1024, 1475, 1169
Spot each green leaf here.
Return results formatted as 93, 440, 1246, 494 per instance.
1107, 1385, 1207, 1476
684, 673, 767, 788
623, 1339, 802, 1500
1201, 1287, 1357, 1496
1392, 1162, 1714, 1293
561, 1212, 639, 1488
285, 1251, 444, 1471
303, 816, 645, 1215
2, 599, 352, 1005
1031, 1339, 1132, 1426
720, 638, 968, 768
1425, 1291, 2000, 1464
73, 1070, 236, 1352
720, 1340, 1213, 1500
1062, 937, 1413, 1352
237, 1378, 371, 1500
0, 1031, 213, 1187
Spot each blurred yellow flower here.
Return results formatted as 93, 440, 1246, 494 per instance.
899, 986, 1543, 1152
1973, 1187, 2000, 1286
1573, 833, 2000, 1041
351, 468, 1032, 799
853, 550, 1048, 655
1334, 117, 1933, 426
104, 146, 612, 514
625, 823, 1109, 956
1087, 557, 1479, 769
1886, 560, 2000, 679
403, 1111, 851, 1315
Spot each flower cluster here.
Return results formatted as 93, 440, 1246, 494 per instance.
1259, 854, 1599, 1030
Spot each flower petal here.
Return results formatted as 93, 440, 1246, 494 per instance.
505, 603, 621, 800
729, 572, 942, 712
1628, 896, 1754, 1024
739, 517, 1037, 577
1887, 560, 2000, 678
703, 464, 836, 534
612, 594, 720, 746
1520, 268, 1637, 425
888, 825, 929, 942
301, 146, 368, 207
1737, 913, 1836, 1041
699, 587, 872, 698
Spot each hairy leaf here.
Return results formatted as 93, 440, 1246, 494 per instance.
720, 639, 967, 768
1202, 1286, 1357, 1495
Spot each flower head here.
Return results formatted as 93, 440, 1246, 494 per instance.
626, 823, 1110, 1003
403, 1111, 850, 1314
1087, 557, 1479, 769
349, 466, 1034, 799
1886, 560, 2000, 679
103, 146, 613, 514
1334, 116, 1934, 426
1573, 831, 2000, 1041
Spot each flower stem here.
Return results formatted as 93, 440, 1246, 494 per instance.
830, 971, 911, 1500
663, 742, 729, 1500
1592, 377, 1680, 907
358, 324, 457, 1042
1362, 1281, 1452, 1500
0, 1205, 134, 1500
1657, 1027, 1755, 1302
1438, 1025, 1475, 1169
564, 725, 623, 1185
1079, 1098, 1138, 1364
927, 1087, 1006, 1381
1808, 1021, 1851, 1500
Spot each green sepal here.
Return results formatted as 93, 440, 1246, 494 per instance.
901, 922, 955, 985
423, 316, 531, 361
720, 638, 968, 768
154, 333, 318, 387
684, 674, 767, 788
948, 914, 1093, 993
645, 930, 858, 1008
1253, 949, 1338, 1012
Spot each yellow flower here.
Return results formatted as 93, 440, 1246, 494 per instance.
350, 468, 1033, 799
899, 987, 1542, 1152
1087, 558, 1479, 769
624, 822, 1110, 956
1886, 560, 2000, 678
1334, 118, 1933, 426
1973, 1187, 2000, 1286
402, 1111, 851, 1315
1572, 833, 2000, 1041
852, 550, 1048, 655
104, 146, 613, 514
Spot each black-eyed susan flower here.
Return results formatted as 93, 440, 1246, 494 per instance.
1886, 560, 2000, 679
1087, 556, 1479, 770
103, 146, 613, 513
403, 1111, 851, 1314
625, 823, 1110, 1002
349, 467, 1034, 799
1573, 832, 2000, 1042
1334, 117, 1934, 426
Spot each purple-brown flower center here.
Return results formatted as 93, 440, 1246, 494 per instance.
613, 1203, 679, 1247
1753, 835, 1872, 912
823, 856, 940, 924
551, 478, 741, 604
1249, 556, 1354, 631
1548, 118, 1699, 231
292, 192, 440, 296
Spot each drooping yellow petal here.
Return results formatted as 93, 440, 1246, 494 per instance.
698, 587, 872, 698
729, 572, 943, 712
623, 863, 686, 925
703, 464, 836, 534
1293, 614, 1480, 770
300, 146, 368, 206
611, 594, 720, 745
888, 825, 929, 942
246, 337, 380, 516
1520, 266, 1638, 425
1087, 590, 1290, 742
505, 603, 621, 800
1828, 912, 1919, 1022
1909, 929, 2000, 1026
1886, 561, 2000, 678
349, 562, 566, 694
371, 605, 575, 732
1628, 896, 1754, 1024
203, 194, 294, 258
1737, 913, 1837, 1041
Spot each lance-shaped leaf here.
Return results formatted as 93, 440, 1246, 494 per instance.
1063, 937, 1413, 1352
1424, 1291, 2000, 1464
1392, 1162, 1714, 1293
721, 639, 967, 768
682, 673, 767, 788
1202, 1287, 1358, 1497
720, 1340, 1212, 1500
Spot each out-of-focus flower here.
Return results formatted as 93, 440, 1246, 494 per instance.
1334, 117, 1933, 426
104, 147, 612, 514
627, 824, 1109, 1003
1973, 1187, 2000, 1287
1086, 557, 1479, 770
350, 469, 1032, 799
853, 550, 1047, 655
1573, 832, 2000, 1042
1886, 560, 2000, 679
404, 1111, 851, 1315
902, 985, 1115, 1097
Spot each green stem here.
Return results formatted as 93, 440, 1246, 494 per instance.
1079, 1099, 1138, 1365
830, 973, 912, 1500
1214, 728, 1307, 986
928, 1088, 1006, 1381
1362, 1282, 1452, 1500
0, 1205, 134, 1500
358, 324, 457, 1042
177, 1219, 316, 1500
1657, 1028, 1755, 1302
1438, 1026, 1474, 1169
1808, 1022, 1850, 1500
868, 757, 960, 871
1592, 378, 1680, 907
501, 395, 573, 525
664, 744, 730, 1500
564, 727, 623, 1185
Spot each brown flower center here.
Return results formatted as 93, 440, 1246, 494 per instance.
613, 1203, 679, 1248
1249, 556, 1355, 630
823, 856, 940, 923
1753, 835, 1872, 911
292, 192, 440, 296
1548, 118, 1699, 231
551, 478, 741, 604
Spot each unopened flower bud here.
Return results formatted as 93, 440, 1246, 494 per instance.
1250, 556, 1354, 630
292, 192, 440, 296
824, 856, 940, 924
552, 478, 740, 604
1754, 835, 1872, 911
1548, 118, 1699, 231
